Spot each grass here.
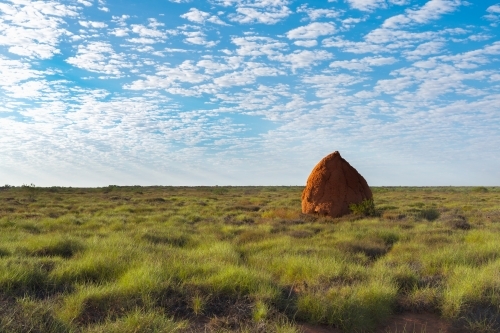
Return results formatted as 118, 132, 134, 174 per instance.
0, 185, 499, 332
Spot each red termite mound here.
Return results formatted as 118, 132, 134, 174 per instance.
301, 151, 373, 218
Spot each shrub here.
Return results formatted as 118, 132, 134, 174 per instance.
213, 187, 229, 195
446, 215, 471, 230
0, 248, 9, 257
418, 208, 440, 221
349, 199, 377, 216
472, 186, 489, 193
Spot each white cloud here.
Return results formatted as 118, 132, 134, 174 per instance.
66, 42, 131, 76
341, 17, 366, 30
125, 61, 209, 90
131, 24, 166, 38
127, 37, 159, 44
404, 41, 445, 60
383, 0, 464, 29
110, 28, 129, 37
296, 4, 340, 20
211, 0, 290, 8
79, 21, 108, 28
77, 0, 93, 6
181, 8, 211, 23
345, 0, 409, 11
207, 16, 229, 25
0, 56, 44, 87
112, 15, 130, 27
4, 79, 51, 99
232, 36, 287, 57
196, 58, 240, 74
116, 23, 169, 44
294, 40, 318, 47
287, 22, 336, 39
183, 30, 219, 47
229, 6, 291, 24
485, 4, 500, 26
363, 27, 461, 45
466, 33, 493, 42
163, 47, 189, 53
0, 1, 78, 59
375, 76, 415, 94
270, 50, 333, 71
325, 27, 459, 55
323, 37, 387, 54
181, 8, 229, 25
329, 56, 397, 71
487, 4, 500, 13
345, 0, 386, 11
216, 0, 292, 24
213, 63, 283, 87
372, 42, 500, 101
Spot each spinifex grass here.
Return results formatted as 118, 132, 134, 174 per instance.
0, 185, 499, 332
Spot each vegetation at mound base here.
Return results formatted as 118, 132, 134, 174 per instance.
0, 185, 500, 333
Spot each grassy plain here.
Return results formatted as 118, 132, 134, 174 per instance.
0, 185, 499, 332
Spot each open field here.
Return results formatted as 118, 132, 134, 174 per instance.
1, 185, 500, 333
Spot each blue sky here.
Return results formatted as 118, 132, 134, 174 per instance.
1, 0, 499, 187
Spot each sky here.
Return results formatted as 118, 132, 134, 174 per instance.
0, 0, 499, 187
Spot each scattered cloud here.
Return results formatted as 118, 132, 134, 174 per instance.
329, 56, 397, 71
296, 4, 340, 20
77, 0, 93, 6
484, 4, 500, 26
287, 22, 336, 39
0, 56, 44, 87
79, 21, 108, 28
125, 60, 209, 90
294, 40, 318, 47
181, 8, 229, 25
488, 4, 500, 13
345, 0, 409, 11
182, 30, 219, 47
270, 50, 333, 71
229, 6, 291, 24
341, 17, 367, 30
1, 0, 499, 186
213, 62, 284, 87
345, 0, 386, 12
213, 0, 292, 24
66, 42, 131, 76
383, 0, 464, 29
403, 41, 445, 60
232, 36, 288, 57
0, 1, 78, 59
